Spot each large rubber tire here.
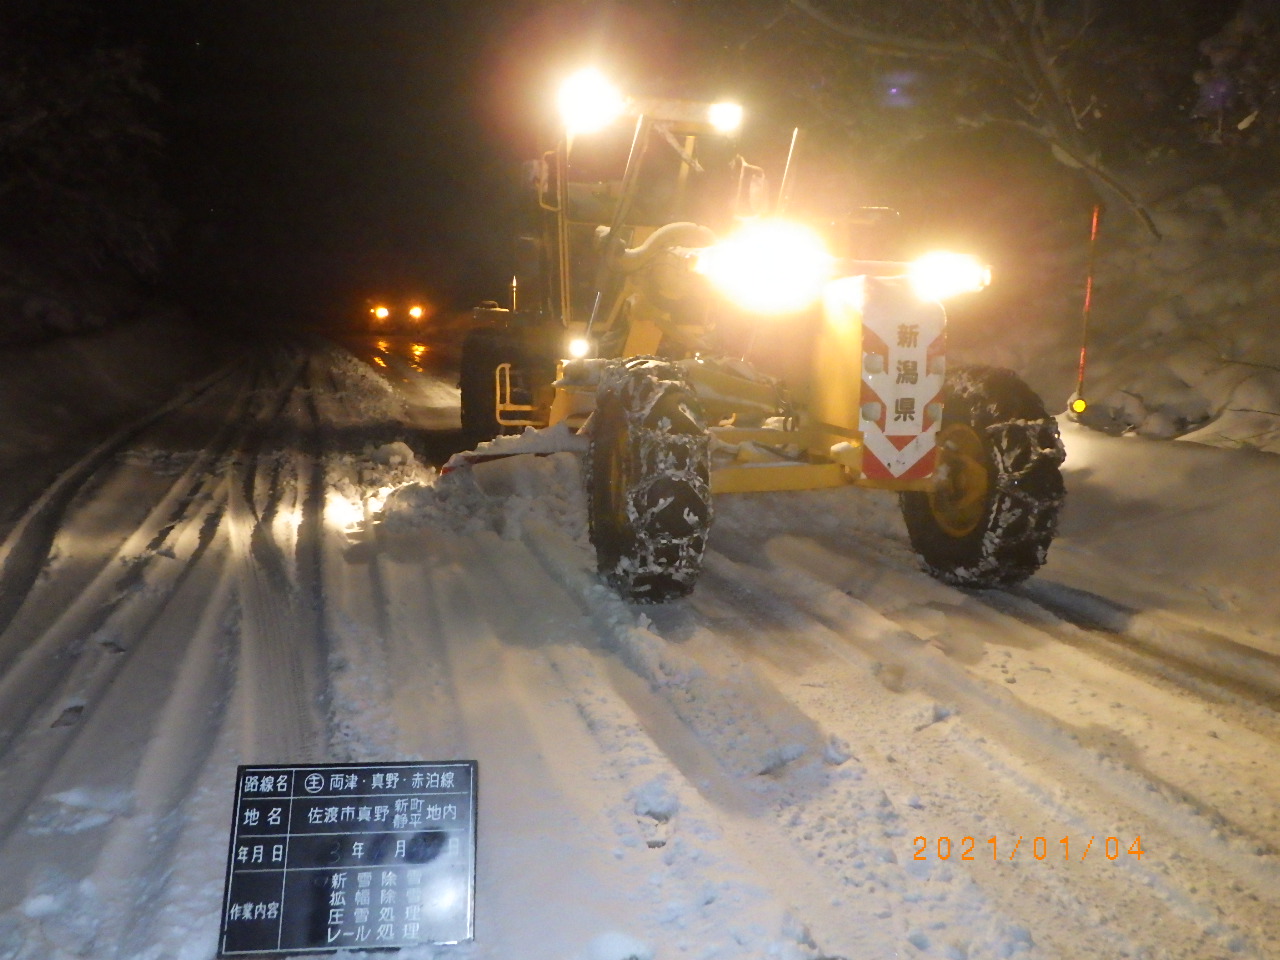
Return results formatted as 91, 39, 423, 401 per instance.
900, 366, 1065, 588
587, 358, 713, 602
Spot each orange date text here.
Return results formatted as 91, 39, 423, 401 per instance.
912, 835, 1144, 862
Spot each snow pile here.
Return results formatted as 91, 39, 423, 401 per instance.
441, 421, 588, 472
380, 447, 589, 545
350, 421, 592, 544
1072, 182, 1280, 451
313, 343, 408, 426
328, 440, 432, 503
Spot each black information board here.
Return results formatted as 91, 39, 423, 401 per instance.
218, 761, 477, 956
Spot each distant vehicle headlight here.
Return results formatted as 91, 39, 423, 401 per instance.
372, 305, 390, 321
695, 220, 833, 315
408, 305, 425, 320
567, 336, 592, 359
908, 252, 991, 302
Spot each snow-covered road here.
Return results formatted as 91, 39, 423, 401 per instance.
0, 339, 1277, 960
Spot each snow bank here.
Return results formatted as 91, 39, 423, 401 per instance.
1070, 182, 1280, 452
0, 314, 234, 529
1048, 417, 1280, 644
380, 448, 588, 545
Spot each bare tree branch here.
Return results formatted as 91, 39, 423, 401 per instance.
786, 0, 1010, 68
785, 0, 1165, 239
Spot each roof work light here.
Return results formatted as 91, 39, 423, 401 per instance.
557, 68, 626, 135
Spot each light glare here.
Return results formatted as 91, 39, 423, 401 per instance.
708, 102, 743, 133
908, 252, 991, 302
696, 220, 833, 315
557, 69, 625, 135
567, 337, 591, 358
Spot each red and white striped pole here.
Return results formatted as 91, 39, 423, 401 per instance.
1069, 204, 1102, 418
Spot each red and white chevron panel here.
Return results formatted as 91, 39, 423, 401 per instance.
858, 278, 946, 481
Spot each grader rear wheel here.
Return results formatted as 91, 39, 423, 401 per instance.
459, 327, 516, 442
901, 366, 1065, 588
587, 358, 712, 602
459, 328, 554, 443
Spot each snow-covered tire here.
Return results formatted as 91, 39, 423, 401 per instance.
900, 366, 1065, 588
587, 358, 712, 602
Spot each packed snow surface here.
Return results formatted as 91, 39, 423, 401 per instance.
0, 324, 1277, 960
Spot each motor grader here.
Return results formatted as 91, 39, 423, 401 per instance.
460, 69, 1065, 602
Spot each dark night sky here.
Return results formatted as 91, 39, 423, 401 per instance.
99, 0, 716, 328
105, 2, 542, 325
102, 0, 1236, 330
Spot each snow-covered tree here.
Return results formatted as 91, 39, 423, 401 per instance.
0, 0, 171, 340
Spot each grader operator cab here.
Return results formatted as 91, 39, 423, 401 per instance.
460, 69, 1066, 602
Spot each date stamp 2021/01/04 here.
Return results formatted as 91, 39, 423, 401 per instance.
913, 836, 1144, 862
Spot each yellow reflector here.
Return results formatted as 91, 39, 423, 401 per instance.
1070, 396, 1088, 415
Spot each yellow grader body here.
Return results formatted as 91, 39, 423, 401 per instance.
460, 71, 1066, 602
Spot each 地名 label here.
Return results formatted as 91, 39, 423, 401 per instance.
218, 761, 476, 956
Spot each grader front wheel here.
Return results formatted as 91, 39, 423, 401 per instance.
901, 366, 1066, 588
928, 422, 991, 539
587, 359, 713, 602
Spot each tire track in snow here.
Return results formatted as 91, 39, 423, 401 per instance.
0, 466, 231, 848
0, 348, 328, 953
508, 514, 1038, 958
1016, 578, 1280, 698
755, 535, 1280, 860
0, 360, 241, 642
0, 481, 235, 941
20, 539, 240, 959
0, 359, 256, 682
989, 586, 1280, 740
225, 354, 327, 764
695, 540, 1280, 958
402, 523, 864, 959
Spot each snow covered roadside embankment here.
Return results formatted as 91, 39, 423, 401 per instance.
0, 312, 238, 535
1042, 418, 1280, 653
1066, 182, 1280, 452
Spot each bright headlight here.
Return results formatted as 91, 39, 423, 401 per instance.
696, 220, 833, 315
708, 101, 743, 134
567, 337, 592, 358
372, 305, 390, 320
908, 252, 991, 302
557, 68, 626, 135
